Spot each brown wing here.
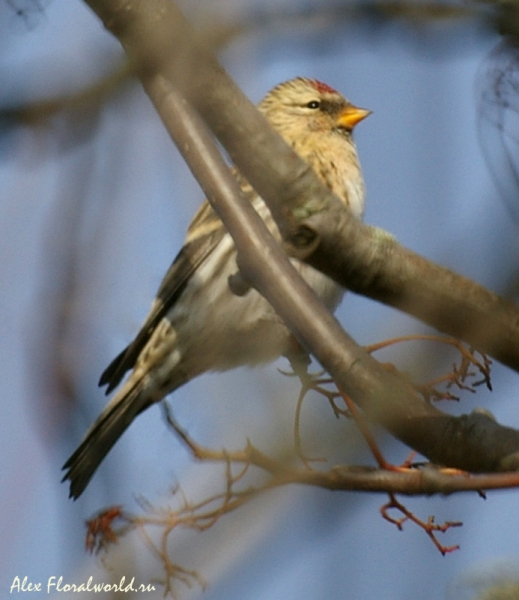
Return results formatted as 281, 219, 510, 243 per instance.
99, 208, 225, 393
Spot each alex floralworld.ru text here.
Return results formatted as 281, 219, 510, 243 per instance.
10, 575, 156, 593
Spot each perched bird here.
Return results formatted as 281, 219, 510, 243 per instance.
62, 77, 370, 499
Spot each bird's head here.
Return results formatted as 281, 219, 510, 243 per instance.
258, 77, 371, 141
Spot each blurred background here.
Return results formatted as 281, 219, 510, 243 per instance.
2, 0, 519, 598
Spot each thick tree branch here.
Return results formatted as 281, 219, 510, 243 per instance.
81, 0, 519, 473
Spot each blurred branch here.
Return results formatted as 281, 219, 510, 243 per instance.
477, 36, 519, 225
191, 0, 481, 50
0, 61, 132, 126
0, 2, 495, 128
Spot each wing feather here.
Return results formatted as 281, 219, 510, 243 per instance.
99, 206, 225, 393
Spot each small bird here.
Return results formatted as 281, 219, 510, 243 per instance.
62, 77, 370, 499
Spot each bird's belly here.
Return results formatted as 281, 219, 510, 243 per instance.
173, 235, 343, 373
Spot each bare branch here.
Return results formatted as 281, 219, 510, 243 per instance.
162, 399, 519, 496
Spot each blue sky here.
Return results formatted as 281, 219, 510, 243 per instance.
1, 2, 519, 599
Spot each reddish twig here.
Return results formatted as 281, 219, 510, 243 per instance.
381, 493, 462, 555
85, 506, 126, 554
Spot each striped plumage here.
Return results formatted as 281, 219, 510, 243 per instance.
62, 77, 370, 499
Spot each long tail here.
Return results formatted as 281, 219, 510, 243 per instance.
62, 381, 151, 500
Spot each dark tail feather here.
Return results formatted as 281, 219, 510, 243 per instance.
62, 383, 149, 499
98, 346, 131, 394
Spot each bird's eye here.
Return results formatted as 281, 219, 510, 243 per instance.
306, 100, 320, 109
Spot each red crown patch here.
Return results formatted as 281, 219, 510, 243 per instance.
311, 80, 338, 95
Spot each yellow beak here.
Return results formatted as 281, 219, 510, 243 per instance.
336, 105, 372, 129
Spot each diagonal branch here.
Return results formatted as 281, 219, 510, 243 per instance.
81, 0, 519, 473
